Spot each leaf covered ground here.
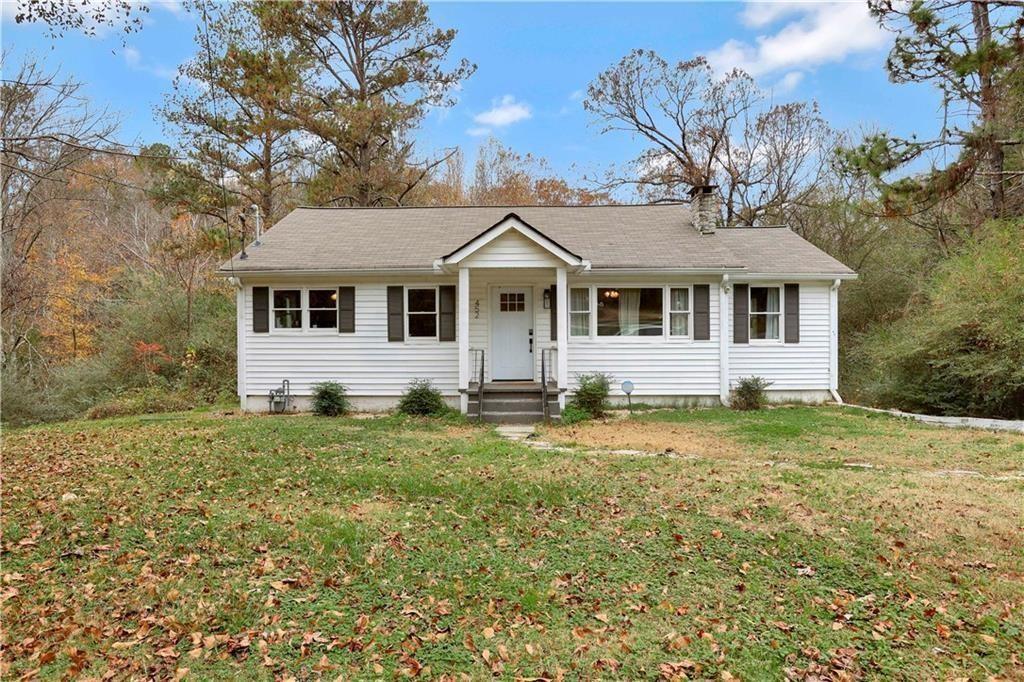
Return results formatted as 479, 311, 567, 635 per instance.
2, 407, 1022, 680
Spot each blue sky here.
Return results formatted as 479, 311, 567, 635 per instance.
3, 1, 942, 187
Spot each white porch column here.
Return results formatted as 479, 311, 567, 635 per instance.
719, 275, 730, 406
556, 266, 569, 408
458, 267, 471, 413
829, 279, 842, 403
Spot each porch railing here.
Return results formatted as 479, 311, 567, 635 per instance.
540, 347, 556, 420
469, 348, 485, 421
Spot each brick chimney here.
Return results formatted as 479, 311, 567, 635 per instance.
689, 184, 720, 235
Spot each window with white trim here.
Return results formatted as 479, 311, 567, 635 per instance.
597, 287, 663, 336
750, 286, 781, 340
273, 289, 302, 329
669, 287, 690, 337
570, 287, 590, 336
407, 288, 437, 338
308, 289, 338, 329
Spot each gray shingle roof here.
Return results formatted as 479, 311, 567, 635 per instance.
218, 204, 855, 276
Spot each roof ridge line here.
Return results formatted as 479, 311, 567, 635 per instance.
294, 202, 691, 210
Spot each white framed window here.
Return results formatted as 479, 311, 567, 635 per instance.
597, 287, 663, 336
569, 287, 590, 337
407, 287, 438, 339
750, 286, 781, 341
308, 289, 338, 329
273, 289, 302, 329
669, 287, 691, 337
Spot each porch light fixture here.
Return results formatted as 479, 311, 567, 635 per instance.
542, 289, 551, 309
603, 289, 620, 300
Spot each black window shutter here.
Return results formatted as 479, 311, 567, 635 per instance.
549, 285, 557, 341
784, 283, 800, 343
337, 286, 355, 333
386, 286, 404, 342
438, 285, 456, 342
252, 286, 269, 333
693, 284, 710, 340
733, 283, 749, 344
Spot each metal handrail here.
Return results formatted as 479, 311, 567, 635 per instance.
541, 348, 555, 420
469, 348, 485, 421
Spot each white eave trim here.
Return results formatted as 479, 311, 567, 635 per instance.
215, 267, 441, 279
438, 215, 584, 269
734, 272, 858, 281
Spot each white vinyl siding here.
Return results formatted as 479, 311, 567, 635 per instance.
243, 281, 458, 397
460, 230, 565, 268
238, 272, 836, 405
565, 279, 721, 396
730, 282, 831, 390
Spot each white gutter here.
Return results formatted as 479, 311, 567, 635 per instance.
829, 278, 844, 404
216, 267, 441, 278
738, 272, 858, 281
719, 274, 731, 406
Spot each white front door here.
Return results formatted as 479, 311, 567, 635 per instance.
490, 287, 533, 380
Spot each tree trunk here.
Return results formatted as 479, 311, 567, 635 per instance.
971, 0, 1005, 219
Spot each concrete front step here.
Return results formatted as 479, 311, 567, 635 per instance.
467, 383, 560, 423
481, 411, 546, 424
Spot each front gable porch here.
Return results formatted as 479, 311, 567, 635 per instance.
436, 214, 584, 416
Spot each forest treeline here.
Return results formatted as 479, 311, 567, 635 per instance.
2, 0, 1022, 422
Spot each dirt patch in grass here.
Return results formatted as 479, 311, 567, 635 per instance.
545, 419, 740, 457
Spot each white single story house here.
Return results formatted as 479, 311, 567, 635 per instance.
218, 187, 856, 421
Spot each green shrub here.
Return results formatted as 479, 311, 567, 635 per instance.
731, 376, 772, 411
559, 404, 591, 425
397, 379, 448, 416
311, 382, 350, 416
2, 271, 237, 425
570, 372, 612, 418
86, 386, 193, 420
848, 220, 1024, 418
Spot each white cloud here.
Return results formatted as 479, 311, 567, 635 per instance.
708, 2, 889, 77
739, 2, 805, 28
775, 70, 804, 93
466, 126, 491, 137
568, 89, 584, 101
0, 2, 18, 23
148, 0, 185, 16
122, 46, 141, 67
121, 45, 176, 80
473, 95, 532, 128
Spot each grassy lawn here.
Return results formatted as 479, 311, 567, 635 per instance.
3, 407, 1022, 679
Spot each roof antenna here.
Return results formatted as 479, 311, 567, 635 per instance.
239, 215, 248, 260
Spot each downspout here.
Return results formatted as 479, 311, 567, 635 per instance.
719, 274, 731, 406
829, 278, 844, 404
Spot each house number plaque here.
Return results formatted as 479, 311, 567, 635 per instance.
473, 299, 480, 319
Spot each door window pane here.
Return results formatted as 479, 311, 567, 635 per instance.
500, 292, 525, 312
